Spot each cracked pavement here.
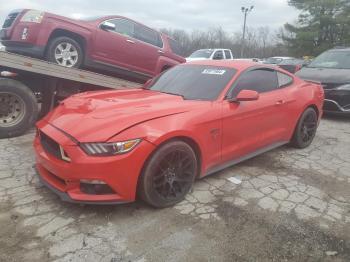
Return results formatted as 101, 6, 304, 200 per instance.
1, 116, 350, 261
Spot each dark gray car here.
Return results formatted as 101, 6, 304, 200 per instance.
296, 47, 350, 115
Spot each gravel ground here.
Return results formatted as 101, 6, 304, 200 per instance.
0, 116, 350, 262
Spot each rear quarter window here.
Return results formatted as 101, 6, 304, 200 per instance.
277, 72, 293, 87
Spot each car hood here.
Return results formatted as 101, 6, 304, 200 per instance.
296, 67, 350, 84
44, 89, 204, 142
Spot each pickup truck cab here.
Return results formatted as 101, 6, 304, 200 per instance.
0, 9, 185, 80
186, 49, 234, 62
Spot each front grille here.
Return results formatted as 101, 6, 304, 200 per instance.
2, 12, 20, 28
40, 131, 62, 160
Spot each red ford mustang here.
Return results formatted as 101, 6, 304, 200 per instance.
34, 61, 324, 207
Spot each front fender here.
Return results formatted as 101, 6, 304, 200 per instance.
112, 110, 222, 176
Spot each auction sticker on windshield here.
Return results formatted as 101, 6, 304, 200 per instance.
202, 69, 226, 75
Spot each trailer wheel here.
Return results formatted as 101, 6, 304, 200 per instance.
0, 78, 38, 138
46, 36, 83, 68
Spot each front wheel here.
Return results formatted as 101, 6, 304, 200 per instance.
138, 140, 198, 208
46, 36, 83, 68
291, 107, 318, 149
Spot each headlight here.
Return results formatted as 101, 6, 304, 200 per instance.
80, 139, 141, 156
20, 10, 45, 23
336, 84, 350, 90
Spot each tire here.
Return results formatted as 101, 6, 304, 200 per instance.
46, 36, 83, 68
290, 107, 318, 149
138, 140, 198, 208
0, 78, 38, 138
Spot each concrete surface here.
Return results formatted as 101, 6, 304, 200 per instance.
0, 116, 350, 261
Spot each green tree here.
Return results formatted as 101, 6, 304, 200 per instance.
283, 0, 350, 56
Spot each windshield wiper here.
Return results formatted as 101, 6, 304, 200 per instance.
160, 91, 185, 99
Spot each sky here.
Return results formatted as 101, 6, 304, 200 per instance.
0, 0, 300, 33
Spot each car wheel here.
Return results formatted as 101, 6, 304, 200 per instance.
138, 140, 198, 208
46, 36, 83, 68
0, 78, 38, 138
291, 107, 318, 149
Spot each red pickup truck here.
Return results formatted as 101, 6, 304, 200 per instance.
0, 9, 185, 80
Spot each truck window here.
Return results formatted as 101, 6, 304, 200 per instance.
224, 50, 232, 59
213, 50, 224, 60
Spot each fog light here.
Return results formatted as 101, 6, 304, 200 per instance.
80, 180, 115, 195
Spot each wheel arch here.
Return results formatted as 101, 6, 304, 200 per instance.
45, 29, 87, 56
138, 135, 203, 189
290, 103, 320, 142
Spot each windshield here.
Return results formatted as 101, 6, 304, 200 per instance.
189, 50, 214, 59
308, 50, 350, 69
148, 65, 237, 101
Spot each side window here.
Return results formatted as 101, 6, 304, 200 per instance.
134, 25, 163, 47
231, 69, 279, 97
213, 50, 224, 60
224, 50, 232, 59
108, 19, 135, 38
277, 71, 293, 87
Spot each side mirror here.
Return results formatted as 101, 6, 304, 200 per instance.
100, 21, 116, 31
232, 89, 259, 102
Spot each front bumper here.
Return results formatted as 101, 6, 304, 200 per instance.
37, 170, 130, 205
34, 122, 155, 204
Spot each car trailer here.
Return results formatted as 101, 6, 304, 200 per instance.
0, 51, 140, 138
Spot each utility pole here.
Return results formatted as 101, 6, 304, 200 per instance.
240, 5, 254, 58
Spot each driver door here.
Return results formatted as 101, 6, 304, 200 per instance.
221, 68, 289, 163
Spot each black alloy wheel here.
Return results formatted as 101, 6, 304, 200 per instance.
138, 141, 197, 208
153, 149, 195, 200
291, 107, 318, 149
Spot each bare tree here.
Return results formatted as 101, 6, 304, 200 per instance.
160, 26, 290, 58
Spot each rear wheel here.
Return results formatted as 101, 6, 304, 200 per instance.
291, 108, 318, 149
0, 79, 38, 138
46, 36, 83, 68
138, 140, 197, 208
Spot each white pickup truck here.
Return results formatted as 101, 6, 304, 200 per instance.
186, 49, 234, 62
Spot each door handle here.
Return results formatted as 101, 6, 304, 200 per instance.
158, 50, 164, 54
126, 39, 135, 44
275, 100, 285, 105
